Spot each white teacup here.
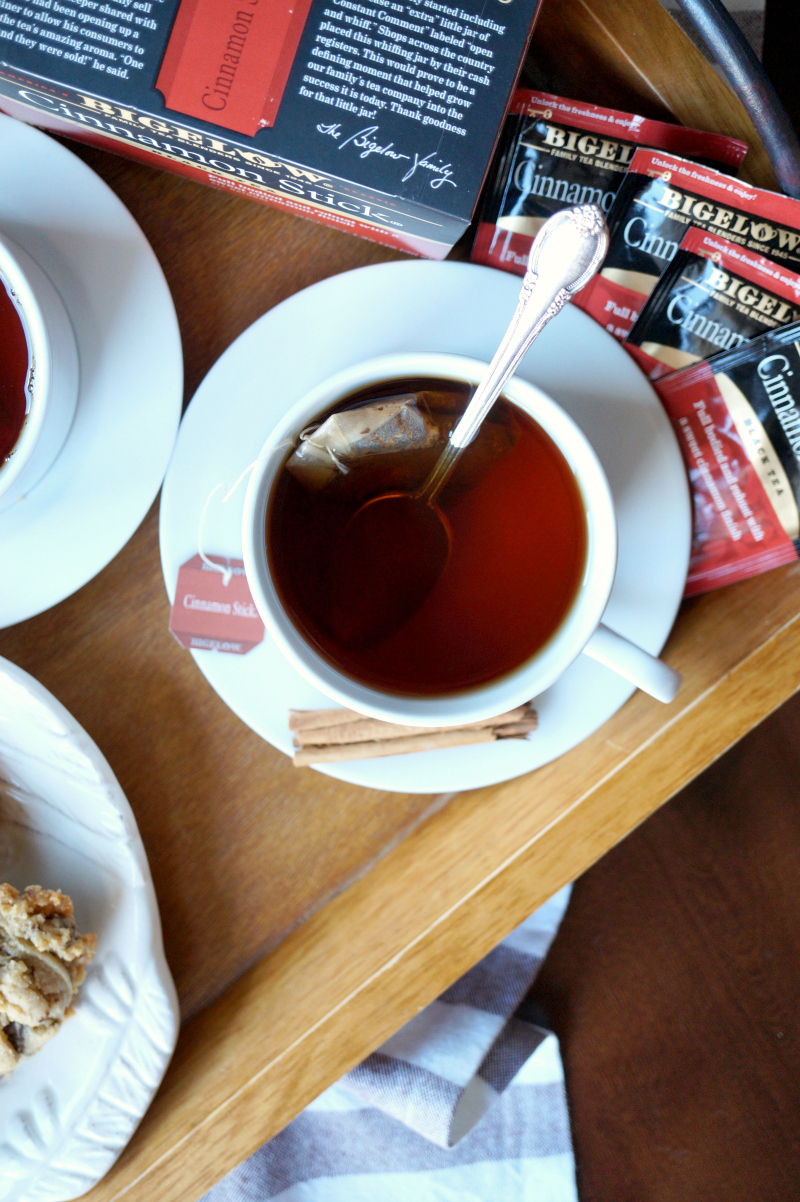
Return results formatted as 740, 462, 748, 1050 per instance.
242, 352, 680, 726
0, 233, 79, 512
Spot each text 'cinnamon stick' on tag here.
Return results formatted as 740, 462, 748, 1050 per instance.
169, 554, 265, 655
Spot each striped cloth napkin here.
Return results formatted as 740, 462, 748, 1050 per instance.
202, 886, 576, 1202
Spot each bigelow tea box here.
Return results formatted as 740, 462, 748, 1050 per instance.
0, 0, 542, 256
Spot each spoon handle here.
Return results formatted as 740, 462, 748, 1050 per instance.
451, 204, 609, 451
417, 204, 609, 507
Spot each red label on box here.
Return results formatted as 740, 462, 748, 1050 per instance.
157, 0, 313, 135
169, 555, 265, 654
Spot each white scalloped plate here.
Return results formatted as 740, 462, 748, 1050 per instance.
0, 657, 179, 1202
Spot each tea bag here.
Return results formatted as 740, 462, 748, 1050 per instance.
286, 395, 439, 490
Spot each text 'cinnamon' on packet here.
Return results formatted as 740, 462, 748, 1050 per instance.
169, 555, 265, 655
654, 321, 800, 595
470, 90, 748, 278
576, 148, 800, 341
625, 226, 800, 380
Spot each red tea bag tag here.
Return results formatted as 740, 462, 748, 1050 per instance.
169, 555, 264, 655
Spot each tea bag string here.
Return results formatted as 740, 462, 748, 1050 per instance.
299, 422, 350, 475
197, 442, 290, 586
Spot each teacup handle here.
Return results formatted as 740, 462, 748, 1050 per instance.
583, 623, 681, 704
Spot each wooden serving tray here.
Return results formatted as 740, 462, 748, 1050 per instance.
2, 0, 797, 1198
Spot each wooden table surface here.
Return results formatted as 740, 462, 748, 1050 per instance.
532, 688, 800, 1200
2, 0, 799, 1197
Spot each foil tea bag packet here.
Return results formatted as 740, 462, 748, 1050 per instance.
576, 148, 800, 341
626, 227, 800, 379
286, 395, 440, 490
654, 321, 800, 595
471, 90, 747, 278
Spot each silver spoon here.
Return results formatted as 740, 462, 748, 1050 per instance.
327, 204, 609, 647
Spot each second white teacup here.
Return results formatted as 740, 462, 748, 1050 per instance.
242, 352, 679, 726
0, 233, 79, 513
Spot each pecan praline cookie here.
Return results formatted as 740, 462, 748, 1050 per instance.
0, 884, 96, 1075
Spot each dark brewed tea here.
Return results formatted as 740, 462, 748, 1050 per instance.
0, 277, 29, 464
267, 378, 587, 696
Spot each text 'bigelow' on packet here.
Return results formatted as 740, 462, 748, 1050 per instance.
470, 91, 747, 277
576, 148, 800, 341
654, 321, 800, 595
625, 227, 800, 380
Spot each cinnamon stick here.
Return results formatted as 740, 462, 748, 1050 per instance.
289, 708, 360, 733
289, 704, 535, 747
290, 704, 537, 766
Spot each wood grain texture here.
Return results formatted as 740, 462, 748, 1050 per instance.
0, 503, 445, 1019
1, 0, 797, 1196
529, 0, 778, 190
534, 690, 800, 1200
75, 556, 800, 1202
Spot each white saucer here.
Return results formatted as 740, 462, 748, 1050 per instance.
0, 656, 179, 1202
159, 261, 691, 794
0, 115, 183, 628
